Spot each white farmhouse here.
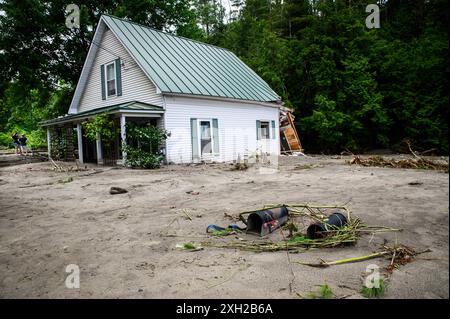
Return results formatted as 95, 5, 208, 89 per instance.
42, 15, 283, 165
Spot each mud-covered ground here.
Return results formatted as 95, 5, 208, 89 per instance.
0, 154, 448, 298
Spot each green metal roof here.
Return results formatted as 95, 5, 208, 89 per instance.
41, 101, 163, 126
102, 15, 281, 103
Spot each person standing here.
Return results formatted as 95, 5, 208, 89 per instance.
11, 132, 21, 155
19, 134, 29, 156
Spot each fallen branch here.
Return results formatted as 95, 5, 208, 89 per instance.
406, 141, 421, 160
295, 251, 392, 268
18, 181, 55, 188
349, 155, 448, 172
419, 148, 438, 155
48, 156, 63, 171
181, 209, 193, 221
295, 245, 431, 268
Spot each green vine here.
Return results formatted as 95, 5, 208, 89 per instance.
82, 114, 118, 146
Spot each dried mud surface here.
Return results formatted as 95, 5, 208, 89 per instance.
0, 154, 448, 299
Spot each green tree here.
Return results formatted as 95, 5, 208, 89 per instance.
1, 0, 448, 154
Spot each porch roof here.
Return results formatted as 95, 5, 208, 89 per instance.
40, 101, 164, 126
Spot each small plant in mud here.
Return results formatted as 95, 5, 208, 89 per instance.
176, 242, 203, 251
362, 278, 386, 298
305, 284, 334, 299
183, 243, 196, 250
319, 284, 334, 299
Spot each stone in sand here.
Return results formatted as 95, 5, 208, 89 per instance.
110, 187, 128, 195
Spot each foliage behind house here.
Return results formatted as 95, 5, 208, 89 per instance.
0, 0, 448, 153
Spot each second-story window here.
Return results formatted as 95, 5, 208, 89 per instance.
106, 62, 116, 97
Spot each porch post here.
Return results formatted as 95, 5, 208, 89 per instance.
120, 115, 126, 163
96, 132, 103, 165
76, 123, 84, 164
47, 128, 51, 159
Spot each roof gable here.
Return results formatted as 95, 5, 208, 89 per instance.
102, 15, 280, 103
69, 15, 281, 113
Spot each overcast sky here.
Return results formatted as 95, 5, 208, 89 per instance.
220, 0, 235, 22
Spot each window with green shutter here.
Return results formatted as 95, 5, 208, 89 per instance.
100, 65, 106, 100
190, 118, 199, 161
106, 62, 116, 97
260, 121, 270, 139
115, 58, 122, 96
256, 120, 261, 140
257, 120, 273, 140
271, 120, 276, 139
101, 59, 122, 98
212, 118, 219, 154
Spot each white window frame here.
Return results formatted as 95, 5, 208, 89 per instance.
104, 61, 117, 99
197, 119, 215, 156
259, 120, 271, 140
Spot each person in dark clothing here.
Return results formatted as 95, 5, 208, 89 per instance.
12, 132, 21, 155
19, 134, 30, 156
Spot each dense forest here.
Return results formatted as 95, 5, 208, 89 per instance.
0, 0, 448, 153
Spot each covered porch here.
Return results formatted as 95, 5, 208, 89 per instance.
41, 101, 164, 166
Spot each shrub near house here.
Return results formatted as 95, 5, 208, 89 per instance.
122, 122, 168, 169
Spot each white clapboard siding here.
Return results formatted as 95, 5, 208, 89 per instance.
77, 28, 163, 113
164, 95, 280, 164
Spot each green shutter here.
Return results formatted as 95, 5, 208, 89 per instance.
115, 58, 122, 96
190, 118, 199, 161
256, 120, 261, 140
271, 120, 276, 139
212, 118, 219, 154
100, 65, 106, 100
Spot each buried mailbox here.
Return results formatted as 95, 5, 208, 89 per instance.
246, 206, 289, 236
306, 212, 347, 239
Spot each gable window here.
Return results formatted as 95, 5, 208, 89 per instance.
106, 62, 116, 97
101, 59, 122, 100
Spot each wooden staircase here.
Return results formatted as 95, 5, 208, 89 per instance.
280, 111, 303, 154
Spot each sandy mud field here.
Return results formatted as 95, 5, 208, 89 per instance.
0, 154, 448, 298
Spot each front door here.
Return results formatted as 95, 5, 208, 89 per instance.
199, 120, 212, 157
